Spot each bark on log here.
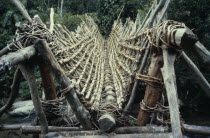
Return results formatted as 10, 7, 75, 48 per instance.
181, 51, 210, 98
39, 64, 57, 100
45, 126, 169, 137
161, 48, 182, 138
19, 64, 48, 137
0, 68, 22, 117
21, 126, 80, 134
183, 124, 210, 136
34, 39, 93, 130
0, 46, 36, 75
46, 133, 173, 138
1, 124, 168, 134
137, 52, 163, 126
123, 42, 149, 115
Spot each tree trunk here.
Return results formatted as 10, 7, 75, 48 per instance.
39, 64, 57, 100
137, 52, 163, 125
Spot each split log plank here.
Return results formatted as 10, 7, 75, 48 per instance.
0, 46, 36, 75
19, 64, 48, 137
34, 39, 93, 130
161, 48, 182, 138
137, 52, 163, 125
0, 68, 22, 117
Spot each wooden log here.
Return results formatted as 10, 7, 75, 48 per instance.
0, 68, 22, 117
45, 126, 169, 137
147, 0, 167, 28
49, 8, 54, 33
39, 64, 57, 100
181, 51, 210, 98
34, 39, 93, 130
19, 64, 48, 137
98, 114, 116, 132
21, 126, 80, 134
183, 124, 210, 136
0, 44, 15, 57
137, 52, 163, 126
193, 41, 210, 70
11, 0, 32, 22
123, 42, 149, 115
174, 28, 209, 69
0, 124, 29, 131
161, 48, 182, 138
46, 133, 173, 138
174, 28, 198, 48
1, 125, 169, 134
0, 46, 36, 75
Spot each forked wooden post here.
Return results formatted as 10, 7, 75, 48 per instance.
161, 48, 182, 138
19, 64, 48, 137
35, 39, 93, 130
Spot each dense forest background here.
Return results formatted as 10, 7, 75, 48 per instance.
0, 0, 209, 118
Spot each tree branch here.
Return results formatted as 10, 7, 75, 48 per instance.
0, 68, 22, 117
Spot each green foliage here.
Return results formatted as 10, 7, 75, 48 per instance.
55, 13, 98, 31
97, 0, 152, 36
169, 0, 210, 112
169, 0, 210, 47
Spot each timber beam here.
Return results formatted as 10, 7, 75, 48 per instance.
0, 46, 36, 75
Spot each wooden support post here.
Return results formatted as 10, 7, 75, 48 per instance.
193, 41, 210, 71
0, 68, 22, 117
39, 64, 57, 100
34, 39, 93, 130
11, 0, 32, 22
123, 42, 149, 115
137, 52, 163, 125
161, 48, 182, 138
19, 64, 48, 137
181, 51, 210, 98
